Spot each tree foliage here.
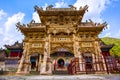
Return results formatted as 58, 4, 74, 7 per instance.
5, 49, 10, 57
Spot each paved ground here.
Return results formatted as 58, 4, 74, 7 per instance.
0, 74, 120, 80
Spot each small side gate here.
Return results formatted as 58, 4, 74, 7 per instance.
104, 56, 120, 73
68, 57, 120, 75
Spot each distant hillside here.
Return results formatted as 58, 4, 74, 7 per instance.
101, 37, 120, 57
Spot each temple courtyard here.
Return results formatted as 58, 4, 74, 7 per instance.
0, 74, 120, 80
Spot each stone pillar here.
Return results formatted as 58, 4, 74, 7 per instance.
16, 44, 27, 74
73, 34, 77, 57
24, 55, 30, 74
73, 34, 83, 72
40, 37, 49, 74
40, 50, 47, 74
38, 54, 41, 71
76, 41, 80, 57
92, 53, 96, 71
47, 34, 52, 74
48, 34, 51, 58
23, 43, 31, 74
47, 58, 52, 74
94, 41, 101, 71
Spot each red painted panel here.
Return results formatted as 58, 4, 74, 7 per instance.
9, 52, 21, 57
102, 51, 110, 57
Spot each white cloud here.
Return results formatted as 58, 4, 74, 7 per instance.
0, 12, 25, 48
0, 9, 7, 20
55, 0, 67, 8
104, 29, 120, 38
42, 1, 67, 9
3, 36, 14, 44
0, 28, 3, 34
32, 12, 41, 23
74, 0, 110, 23
4, 12, 25, 32
103, 32, 112, 37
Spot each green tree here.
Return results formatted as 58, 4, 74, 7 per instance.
5, 49, 10, 57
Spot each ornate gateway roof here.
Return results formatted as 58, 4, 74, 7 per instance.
16, 5, 107, 37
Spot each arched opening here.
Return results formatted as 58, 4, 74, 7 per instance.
57, 58, 64, 68
30, 53, 39, 71
82, 52, 93, 73
30, 56, 37, 70
51, 51, 74, 73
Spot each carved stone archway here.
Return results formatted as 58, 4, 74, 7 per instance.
50, 47, 74, 71
29, 52, 43, 71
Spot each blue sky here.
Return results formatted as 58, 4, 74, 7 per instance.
0, 0, 120, 48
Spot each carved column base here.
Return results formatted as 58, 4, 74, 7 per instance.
40, 60, 52, 75
16, 71, 29, 75
47, 63, 52, 75
16, 72, 23, 75
16, 68, 24, 75
40, 72, 52, 75
16, 70, 22, 74
40, 63, 47, 74
40, 72, 47, 75
16, 63, 30, 75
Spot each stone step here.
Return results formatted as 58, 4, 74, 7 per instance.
53, 70, 69, 75
30, 71, 40, 75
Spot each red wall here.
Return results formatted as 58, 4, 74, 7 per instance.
102, 51, 110, 57
9, 51, 22, 58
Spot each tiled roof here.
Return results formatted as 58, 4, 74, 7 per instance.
100, 39, 114, 49
4, 41, 23, 49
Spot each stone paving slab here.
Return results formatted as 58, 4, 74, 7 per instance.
0, 74, 120, 80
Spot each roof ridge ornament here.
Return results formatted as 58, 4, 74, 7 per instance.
68, 5, 76, 10
34, 5, 43, 11
80, 5, 88, 11
87, 19, 107, 28
16, 22, 22, 29
30, 19, 35, 24
46, 5, 53, 10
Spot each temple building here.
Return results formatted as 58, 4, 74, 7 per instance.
15, 5, 115, 75
5, 41, 23, 58
4, 41, 22, 71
